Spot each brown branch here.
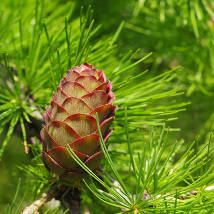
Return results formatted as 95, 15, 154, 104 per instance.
22, 185, 82, 214
57, 187, 81, 214
22, 188, 58, 214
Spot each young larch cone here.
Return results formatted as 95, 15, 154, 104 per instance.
41, 63, 116, 182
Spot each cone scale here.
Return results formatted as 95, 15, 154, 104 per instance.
41, 63, 116, 182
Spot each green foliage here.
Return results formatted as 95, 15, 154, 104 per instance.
0, 0, 185, 159
0, 0, 214, 213
68, 118, 214, 213
128, 0, 214, 94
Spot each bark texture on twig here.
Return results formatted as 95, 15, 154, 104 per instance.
22, 190, 57, 214
58, 187, 81, 214
22, 186, 81, 214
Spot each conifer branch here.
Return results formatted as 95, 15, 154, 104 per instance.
22, 186, 81, 214
22, 190, 57, 214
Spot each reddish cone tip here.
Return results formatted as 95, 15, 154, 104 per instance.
41, 63, 116, 183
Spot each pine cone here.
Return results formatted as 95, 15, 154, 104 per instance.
41, 63, 116, 182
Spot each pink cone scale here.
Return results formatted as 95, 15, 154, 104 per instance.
41, 63, 117, 182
